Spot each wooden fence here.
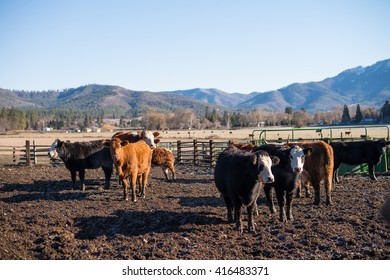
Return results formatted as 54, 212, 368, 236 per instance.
0, 139, 233, 167
0, 140, 53, 166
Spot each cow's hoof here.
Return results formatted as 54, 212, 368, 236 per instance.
313, 200, 320, 206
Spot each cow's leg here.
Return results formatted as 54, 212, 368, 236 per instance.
121, 176, 129, 201
233, 201, 243, 234
79, 169, 86, 191
162, 167, 170, 182
102, 167, 112, 189
286, 191, 294, 221
223, 196, 234, 223
275, 189, 286, 223
139, 174, 146, 198
169, 163, 176, 181
136, 175, 142, 195
140, 168, 150, 199
368, 164, 377, 180
264, 185, 276, 214
325, 173, 333, 205
253, 192, 260, 216
130, 174, 138, 202
296, 179, 302, 198
304, 180, 311, 198
70, 170, 77, 190
247, 203, 257, 233
313, 181, 321, 205
333, 168, 340, 183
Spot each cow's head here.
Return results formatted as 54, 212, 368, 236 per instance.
289, 145, 313, 173
251, 150, 280, 183
48, 139, 62, 160
141, 130, 160, 149
103, 138, 128, 162
373, 139, 390, 164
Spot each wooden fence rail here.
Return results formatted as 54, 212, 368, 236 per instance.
0, 139, 234, 167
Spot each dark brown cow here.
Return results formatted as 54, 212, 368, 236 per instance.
288, 141, 334, 205
104, 138, 152, 202
152, 147, 176, 182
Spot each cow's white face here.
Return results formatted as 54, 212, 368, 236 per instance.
255, 152, 279, 183
48, 140, 60, 160
289, 146, 306, 173
257, 154, 274, 183
142, 130, 157, 149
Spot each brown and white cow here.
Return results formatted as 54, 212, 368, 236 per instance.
103, 138, 152, 202
152, 147, 176, 182
288, 141, 334, 205
112, 129, 160, 149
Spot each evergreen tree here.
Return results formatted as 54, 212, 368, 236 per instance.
354, 104, 363, 123
341, 105, 351, 124
285, 106, 293, 115
380, 100, 390, 122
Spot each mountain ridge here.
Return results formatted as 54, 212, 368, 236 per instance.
1, 59, 389, 113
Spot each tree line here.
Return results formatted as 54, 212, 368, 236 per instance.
1, 101, 390, 132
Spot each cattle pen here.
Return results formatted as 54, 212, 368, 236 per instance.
1, 125, 390, 174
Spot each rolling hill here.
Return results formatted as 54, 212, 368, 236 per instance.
0, 59, 389, 114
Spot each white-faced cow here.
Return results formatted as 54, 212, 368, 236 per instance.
103, 138, 152, 202
330, 139, 390, 182
252, 144, 313, 222
214, 146, 279, 233
288, 141, 334, 206
48, 139, 113, 191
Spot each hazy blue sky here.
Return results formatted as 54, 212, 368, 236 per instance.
0, 0, 389, 93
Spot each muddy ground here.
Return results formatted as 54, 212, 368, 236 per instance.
0, 164, 389, 260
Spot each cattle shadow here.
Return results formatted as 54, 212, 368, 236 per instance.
0, 179, 106, 203
173, 178, 214, 185
178, 196, 224, 208
74, 209, 225, 240
0, 179, 108, 193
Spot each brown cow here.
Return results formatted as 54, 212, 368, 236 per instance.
288, 141, 334, 205
104, 138, 152, 202
229, 141, 255, 152
112, 129, 160, 148
152, 147, 176, 182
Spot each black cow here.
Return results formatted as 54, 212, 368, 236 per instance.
330, 139, 390, 183
214, 146, 279, 233
49, 139, 113, 191
253, 144, 313, 222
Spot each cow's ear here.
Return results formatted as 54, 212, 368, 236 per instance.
271, 156, 280, 166
304, 147, 313, 156
250, 154, 257, 165
102, 140, 111, 147
57, 139, 64, 147
121, 140, 129, 147
154, 138, 161, 144
153, 132, 160, 138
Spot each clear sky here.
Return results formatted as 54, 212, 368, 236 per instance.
0, 0, 389, 94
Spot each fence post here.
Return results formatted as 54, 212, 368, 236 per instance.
33, 140, 37, 164
209, 140, 214, 167
177, 140, 182, 164
25, 140, 31, 166
193, 139, 198, 165
13, 147, 16, 164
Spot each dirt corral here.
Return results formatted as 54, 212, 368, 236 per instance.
0, 164, 389, 260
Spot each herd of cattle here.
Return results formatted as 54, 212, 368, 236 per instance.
48, 130, 390, 233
